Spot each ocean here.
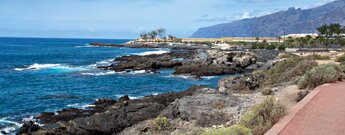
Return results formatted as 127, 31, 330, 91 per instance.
0, 37, 222, 134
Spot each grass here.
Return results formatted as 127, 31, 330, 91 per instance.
298, 64, 345, 89
335, 54, 345, 62
240, 97, 286, 135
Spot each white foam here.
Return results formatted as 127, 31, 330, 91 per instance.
15, 63, 62, 71
66, 103, 94, 109
168, 74, 197, 79
134, 49, 170, 56
202, 76, 216, 80
81, 71, 117, 76
74, 44, 95, 48
115, 95, 142, 99
0, 118, 22, 134
14, 63, 89, 72
0, 119, 22, 127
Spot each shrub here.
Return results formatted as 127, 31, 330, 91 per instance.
265, 44, 276, 50
296, 90, 310, 102
261, 88, 274, 95
277, 44, 286, 51
202, 124, 252, 135
335, 54, 345, 62
240, 97, 286, 135
306, 54, 330, 60
151, 116, 170, 131
264, 57, 318, 85
213, 101, 225, 110
298, 64, 345, 89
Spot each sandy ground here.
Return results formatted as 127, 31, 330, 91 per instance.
274, 85, 300, 110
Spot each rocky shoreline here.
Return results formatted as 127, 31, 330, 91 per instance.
17, 43, 280, 135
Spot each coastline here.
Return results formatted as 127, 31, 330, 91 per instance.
15, 41, 280, 134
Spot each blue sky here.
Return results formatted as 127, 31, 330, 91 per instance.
0, 0, 335, 39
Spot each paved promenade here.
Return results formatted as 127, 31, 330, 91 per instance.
266, 82, 345, 135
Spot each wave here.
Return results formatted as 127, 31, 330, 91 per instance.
66, 103, 95, 109
0, 118, 22, 134
14, 63, 89, 73
81, 71, 117, 76
115, 95, 142, 99
82, 70, 154, 76
167, 75, 216, 80
133, 49, 170, 56
74, 44, 95, 48
167, 74, 198, 79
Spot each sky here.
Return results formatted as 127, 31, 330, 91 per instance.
0, 0, 336, 39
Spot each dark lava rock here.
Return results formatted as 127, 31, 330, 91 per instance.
119, 95, 130, 102
174, 61, 239, 76
19, 86, 206, 135
103, 53, 183, 72
17, 121, 40, 134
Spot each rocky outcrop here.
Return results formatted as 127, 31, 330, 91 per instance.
160, 88, 255, 127
103, 53, 182, 72
174, 50, 257, 76
218, 73, 264, 94
18, 86, 206, 135
118, 87, 261, 135
101, 49, 196, 72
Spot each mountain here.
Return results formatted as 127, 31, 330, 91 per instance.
192, 0, 345, 38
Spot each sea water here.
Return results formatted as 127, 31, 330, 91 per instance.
0, 37, 222, 134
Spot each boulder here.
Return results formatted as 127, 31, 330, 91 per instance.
218, 73, 264, 94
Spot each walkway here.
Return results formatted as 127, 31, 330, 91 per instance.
266, 82, 345, 135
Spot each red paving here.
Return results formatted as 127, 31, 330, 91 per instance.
266, 82, 345, 135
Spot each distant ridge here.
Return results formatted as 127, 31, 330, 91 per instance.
192, 0, 345, 38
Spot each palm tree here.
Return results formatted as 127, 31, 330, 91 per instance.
286, 36, 294, 47
277, 36, 282, 43
157, 28, 166, 39
140, 33, 148, 40
149, 31, 158, 39
305, 35, 313, 47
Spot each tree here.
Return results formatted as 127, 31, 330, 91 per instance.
157, 28, 166, 39
277, 36, 282, 43
286, 36, 294, 47
297, 37, 307, 48
305, 35, 313, 47
140, 33, 148, 40
149, 31, 158, 39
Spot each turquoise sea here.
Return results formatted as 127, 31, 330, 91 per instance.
0, 37, 222, 134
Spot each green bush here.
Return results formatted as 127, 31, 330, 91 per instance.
298, 64, 345, 89
251, 44, 258, 49
202, 124, 252, 135
261, 88, 274, 95
264, 57, 318, 85
265, 44, 276, 50
277, 44, 286, 51
296, 90, 310, 102
335, 54, 345, 62
306, 54, 330, 60
151, 116, 170, 131
240, 97, 286, 135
